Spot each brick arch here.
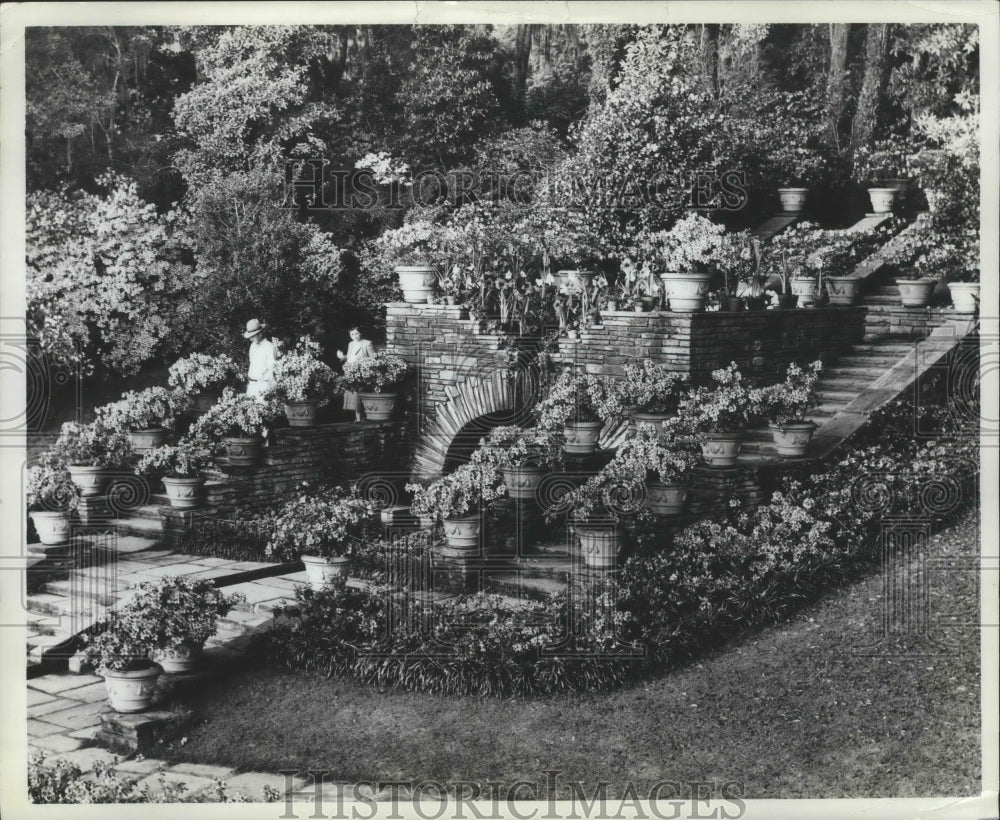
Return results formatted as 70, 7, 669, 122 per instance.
410, 368, 634, 481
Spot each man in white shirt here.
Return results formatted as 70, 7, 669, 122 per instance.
244, 318, 277, 398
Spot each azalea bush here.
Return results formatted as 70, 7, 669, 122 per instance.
95, 387, 188, 433
123, 575, 244, 651
52, 421, 133, 468
406, 462, 505, 521
853, 136, 915, 183
535, 370, 624, 429
469, 425, 563, 471
339, 352, 408, 394
268, 337, 338, 405
186, 388, 281, 442
676, 362, 762, 434
266, 488, 381, 561
81, 610, 163, 673
757, 360, 823, 425
610, 421, 701, 485
168, 353, 243, 395
619, 362, 690, 414
652, 212, 728, 273
135, 442, 215, 480
26, 454, 80, 512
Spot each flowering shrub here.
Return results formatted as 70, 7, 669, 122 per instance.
406, 462, 505, 521
853, 136, 915, 182
610, 421, 701, 485
619, 362, 690, 414
535, 370, 624, 429
26, 454, 79, 512
135, 442, 215, 479
168, 353, 242, 395
127, 575, 244, 651
81, 610, 162, 673
757, 361, 823, 425
266, 488, 381, 561
186, 388, 281, 441
96, 387, 188, 432
339, 352, 408, 394
469, 425, 562, 471
268, 337, 338, 404
652, 212, 728, 273
677, 362, 762, 434
52, 421, 133, 468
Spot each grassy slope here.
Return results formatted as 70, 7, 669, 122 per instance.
153, 505, 982, 798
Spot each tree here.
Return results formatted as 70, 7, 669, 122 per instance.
851, 24, 891, 154
824, 23, 852, 151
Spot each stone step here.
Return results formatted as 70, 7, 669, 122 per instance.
87, 534, 162, 555
822, 365, 889, 380
817, 376, 877, 391
27, 631, 76, 660
835, 354, 902, 368
112, 517, 163, 538
130, 504, 166, 522
847, 342, 917, 356
816, 388, 863, 402
483, 572, 567, 601
863, 295, 900, 306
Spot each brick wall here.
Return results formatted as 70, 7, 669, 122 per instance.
863, 305, 963, 341
200, 421, 409, 514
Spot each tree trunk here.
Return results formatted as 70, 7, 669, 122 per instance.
825, 23, 851, 152
850, 23, 890, 155
703, 24, 721, 98
513, 24, 533, 119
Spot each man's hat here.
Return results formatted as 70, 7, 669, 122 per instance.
243, 318, 267, 339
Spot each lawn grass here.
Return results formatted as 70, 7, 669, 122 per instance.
152, 505, 981, 798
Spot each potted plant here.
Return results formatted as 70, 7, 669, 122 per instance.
372, 219, 449, 303
268, 337, 338, 427
96, 387, 188, 453
406, 463, 505, 553
769, 246, 800, 309
771, 144, 827, 213
768, 223, 825, 308
534, 370, 624, 455
470, 425, 562, 500
544, 471, 632, 569
26, 454, 80, 545
81, 614, 162, 713
267, 489, 380, 590
619, 362, 690, 429
186, 388, 281, 467
854, 138, 914, 207
609, 421, 700, 516
168, 353, 242, 414
677, 362, 761, 467
135, 441, 215, 508
339, 352, 409, 422
758, 360, 823, 457
653, 213, 728, 313
52, 421, 134, 496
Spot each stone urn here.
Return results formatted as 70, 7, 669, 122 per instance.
395, 266, 437, 304
442, 514, 482, 552
575, 526, 622, 569
700, 432, 743, 467
359, 393, 397, 422
563, 420, 604, 455
645, 481, 688, 516
101, 662, 162, 713
867, 187, 897, 214
896, 279, 936, 308
768, 421, 817, 458
790, 277, 818, 308
129, 427, 168, 455
29, 510, 72, 546
660, 271, 714, 313
825, 276, 861, 306
153, 640, 204, 674
223, 436, 262, 467
68, 465, 106, 497
777, 187, 808, 213
630, 411, 672, 432
301, 554, 350, 591
283, 401, 320, 427
162, 476, 205, 509
502, 465, 544, 501
947, 282, 980, 313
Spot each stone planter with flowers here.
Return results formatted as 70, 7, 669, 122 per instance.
135, 441, 215, 508
534, 370, 623, 455
26, 454, 80, 545
269, 336, 338, 427
186, 388, 281, 467
619, 361, 690, 430
96, 386, 188, 454
168, 352, 243, 415
470, 425, 562, 500
51, 421, 134, 497
407, 463, 505, 555
608, 421, 700, 517
543, 470, 633, 569
768, 142, 828, 214
654, 213, 729, 313
758, 360, 823, 458
339, 352, 409, 422
266, 489, 380, 590
677, 362, 762, 467
82, 619, 163, 713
